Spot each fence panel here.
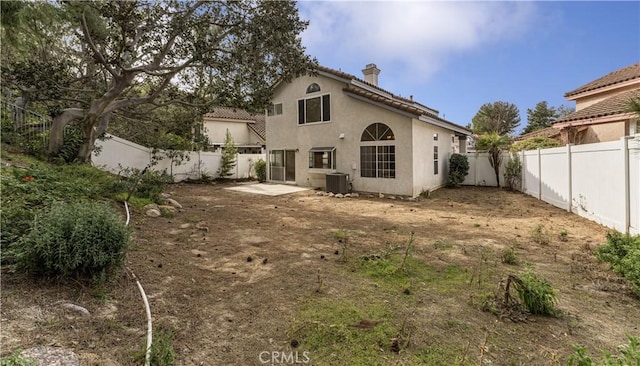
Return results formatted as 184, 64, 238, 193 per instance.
518, 137, 638, 235
462, 152, 510, 187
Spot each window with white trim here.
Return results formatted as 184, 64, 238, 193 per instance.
360, 123, 395, 178
433, 146, 439, 175
267, 103, 282, 116
298, 94, 330, 124
308, 147, 336, 169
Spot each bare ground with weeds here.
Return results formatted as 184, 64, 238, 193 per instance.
2, 184, 639, 365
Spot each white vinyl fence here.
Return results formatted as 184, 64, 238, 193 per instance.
462, 152, 511, 187
520, 136, 639, 235
93, 134, 265, 182
464, 136, 639, 234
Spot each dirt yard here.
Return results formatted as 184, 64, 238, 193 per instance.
2, 183, 638, 365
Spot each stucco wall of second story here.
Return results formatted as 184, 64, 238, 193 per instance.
203, 119, 251, 145
580, 120, 627, 144
574, 83, 639, 111
266, 74, 415, 195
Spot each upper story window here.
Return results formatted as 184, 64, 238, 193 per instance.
306, 83, 321, 93
298, 94, 331, 124
267, 103, 283, 116
361, 123, 395, 141
433, 133, 438, 141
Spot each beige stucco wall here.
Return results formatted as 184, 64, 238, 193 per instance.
410, 119, 456, 196
574, 84, 639, 111
203, 119, 251, 145
267, 74, 416, 195
581, 121, 627, 144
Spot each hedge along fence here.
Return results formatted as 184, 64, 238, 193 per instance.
93, 134, 265, 182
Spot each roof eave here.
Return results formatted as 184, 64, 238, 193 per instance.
554, 112, 636, 128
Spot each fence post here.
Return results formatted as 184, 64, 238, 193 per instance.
567, 144, 572, 212
623, 137, 630, 234
520, 150, 525, 193
537, 148, 542, 200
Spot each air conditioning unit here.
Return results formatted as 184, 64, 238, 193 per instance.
326, 173, 349, 194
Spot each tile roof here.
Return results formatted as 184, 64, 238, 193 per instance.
204, 106, 265, 140
313, 65, 471, 134
555, 88, 640, 124
516, 126, 561, 141
565, 63, 640, 98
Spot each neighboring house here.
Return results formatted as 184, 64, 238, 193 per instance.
265, 63, 471, 197
202, 107, 265, 154
516, 126, 561, 142
552, 63, 640, 144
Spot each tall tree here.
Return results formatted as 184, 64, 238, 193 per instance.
556, 104, 575, 119
475, 132, 512, 187
2, 0, 314, 162
471, 101, 520, 136
523, 101, 557, 134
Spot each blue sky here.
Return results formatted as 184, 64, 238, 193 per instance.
296, 1, 640, 134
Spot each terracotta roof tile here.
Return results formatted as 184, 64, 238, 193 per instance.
555, 88, 640, 124
516, 126, 561, 141
204, 106, 265, 140
313, 65, 470, 134
565, 63, 640, 98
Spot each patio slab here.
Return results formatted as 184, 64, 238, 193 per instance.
224, 183, 311, 196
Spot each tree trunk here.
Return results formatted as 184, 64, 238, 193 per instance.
48, 108, 85, 155
76, 118, 98, 163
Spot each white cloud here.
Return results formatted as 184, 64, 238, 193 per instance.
299, 1, 537, 81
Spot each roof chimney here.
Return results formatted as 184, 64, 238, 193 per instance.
362, 63, 380, 86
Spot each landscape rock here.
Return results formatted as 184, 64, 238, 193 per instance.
61, 303, 91, 317
335, 194, 344, 198
146, 209, 161, 217
143, 203, 159, 211
316, 191, 324, 196
159, 193, 172, 199
179, 223, 192, 229
164, 198, 183, 209
328, 192, 335, 197
159, 205, 177, 213
351, 193, 359, 198
379, 193, 384, 198
344, 194, 351, 198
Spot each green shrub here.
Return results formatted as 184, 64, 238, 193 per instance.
596, 232, 640, 296
254, 159, 267, 182
134, 327, 175, 366
1, 162, 123, 256
51, 125, 84, 163
15, 200, 130, 281
501, 247, 519, 265
503, 153, 522, 191
511, 136, 561, 152
447, 153, 469, 187
117, 167, 172, 203
515, 270, 558, 316
0, 349, 37, 366
531, 224, 551, 245
568, 335, 639, 366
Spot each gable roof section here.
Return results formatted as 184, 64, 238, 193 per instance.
313, 65, 471, 135
555, 88, 640, 124
564, 63, 640, 99
204, 106, 265, 140
516, 126, 561, 141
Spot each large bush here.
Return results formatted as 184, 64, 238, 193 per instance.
511, 136, 561, 152
254, 159, 267, 182
447, 153, 469, 187
597, 232, 640, 296
503, 153, 522, 191
15, 200, 131, 281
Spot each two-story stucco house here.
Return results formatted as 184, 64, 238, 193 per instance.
265, 64, 471, 197
203, 107, 265, 154
552, 62, 640, 144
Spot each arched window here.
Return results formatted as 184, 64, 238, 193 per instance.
306, 83, 321, 93
360, 123, 395, 141
360, 123, 395, 179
